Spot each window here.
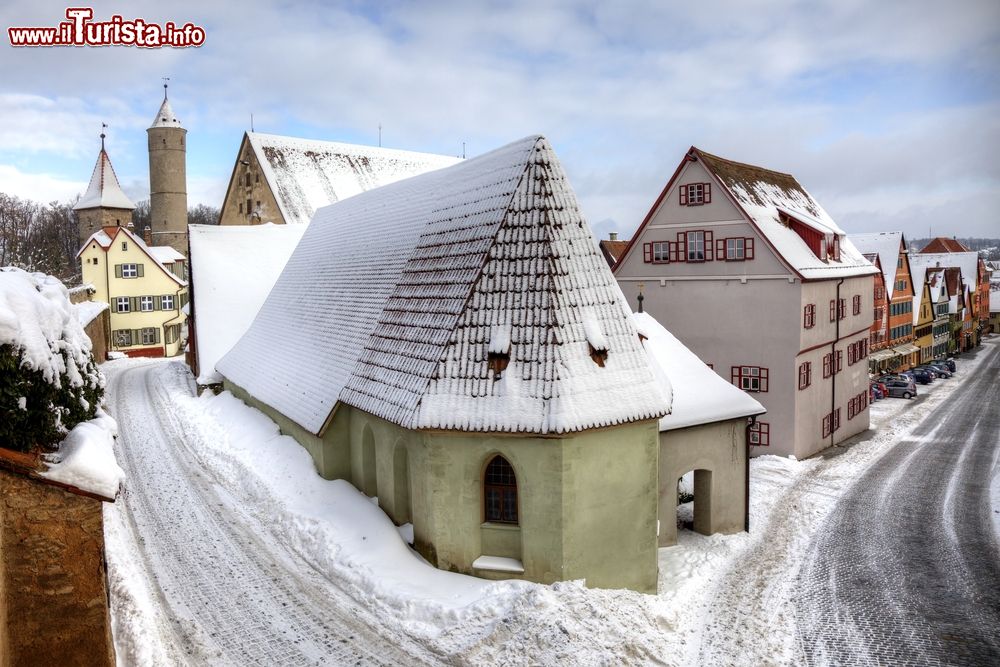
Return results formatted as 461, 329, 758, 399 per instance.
822, 352, 838, 378
141, 328, 157, 345
161, 294, 174, 310
115, 296, 130, 313
641, 241, 669, 263
731, 366, 769, 392
121, 263, 138, 278
822, 408, 842, 438
255, 171, 259, 184
875, 286, 884, 300
749, 421, 770, 446
113, 329, 132, 347
798, 362, 812, 389
680, 182, 712, 206
121, 241, 127, 251
848, 339, 868, 365
829, 300, 836, 322
896, 279, 907, 292
687, 231, 705, 261
484, 455, 518, 524
853, 295, 861, 315
239, 202, 243, 214
726, 237, 744, 260
803, 304, 816, 329
838, 298, 846, 320
246, 198, 252, 216
836, 350, 843, 372
140, 296, 154, 312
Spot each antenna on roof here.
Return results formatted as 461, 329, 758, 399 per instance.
251, 113, 255, 132
462, 141, 466, 159
162, 76, 170, 100
378, 123, 382, 147
100, 122, 107, 151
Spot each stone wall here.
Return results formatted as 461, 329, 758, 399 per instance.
0, 463, 115, 667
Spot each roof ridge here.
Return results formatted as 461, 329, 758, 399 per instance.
694, 147, 798, 181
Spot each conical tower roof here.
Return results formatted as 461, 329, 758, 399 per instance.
150, 97, 182, 129
73, 146, 135, 211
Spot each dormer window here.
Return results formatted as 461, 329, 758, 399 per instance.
488, 323, 512, 378
679, 182, 712, 206
583, 315, 609, 367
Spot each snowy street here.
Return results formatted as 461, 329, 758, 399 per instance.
102, 360, 437, 666
797, 342, 1000, 665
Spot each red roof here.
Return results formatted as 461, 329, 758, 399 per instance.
920, 237, 971, 253
599, 239, 628, 268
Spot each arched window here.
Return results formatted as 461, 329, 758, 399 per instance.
484, 455, 518, 524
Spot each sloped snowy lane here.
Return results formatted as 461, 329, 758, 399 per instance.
796, 342, 1000, 666
103, 360, 436, 666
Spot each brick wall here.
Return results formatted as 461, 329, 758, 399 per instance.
0, 465, 115, 667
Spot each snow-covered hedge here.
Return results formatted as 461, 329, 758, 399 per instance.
0, 267, 104, 453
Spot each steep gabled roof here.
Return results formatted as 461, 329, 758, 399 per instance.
76, 225, 186, 287
599, 239, 628, 267
620, 148, 876, 281
912, 252, 980, 292
218, 136, 668, 436
73, 148, 135, 211
920, 237, 970, 253
246, 132, 462, 226
849, 232, 906, 299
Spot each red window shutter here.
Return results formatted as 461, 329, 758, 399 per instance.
760, 368, 769, 392
704, 182, 712, 203
643, 243, 652, 263
679, 186, 688, 205
731, 367, 738, 385
716, 238, 725, 259
829, 300, 836, 322
745, 237, 755, 259
705, 230, 714, 261
677, 232, 687, 262
669, 242, 678, 263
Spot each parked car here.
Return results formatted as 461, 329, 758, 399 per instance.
911, 368, 934, 384
926, 363, 952, 378
934, 357, 957, 372
871, 380, 888, 399
885, 378, 917, 399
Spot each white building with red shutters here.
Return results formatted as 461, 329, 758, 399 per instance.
614, 147, 877, 459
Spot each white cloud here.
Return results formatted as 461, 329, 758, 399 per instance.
0, 164, 86, 204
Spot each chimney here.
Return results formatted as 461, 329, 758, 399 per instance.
609, 232, 618, 241
143, 225, 153, 246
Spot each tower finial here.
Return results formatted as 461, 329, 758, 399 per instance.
100, 122, 107, 151
162, 76, 170, 100
637, 283, 645, 313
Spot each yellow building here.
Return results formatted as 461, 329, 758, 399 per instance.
78, 225, 187, 357
912, 276, 935, 364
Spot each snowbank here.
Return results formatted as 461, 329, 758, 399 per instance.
74, 299, 109, 327
0, 267, 96, 386
41, 410, 124, 498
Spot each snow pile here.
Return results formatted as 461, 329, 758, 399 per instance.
633, 311, 763, 430
41, 410, 123, 498
74, 299, 108, 327
188, 223, 306, 384
0, 267, 97, 385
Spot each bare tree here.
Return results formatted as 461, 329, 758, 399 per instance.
188, 203, 220, 226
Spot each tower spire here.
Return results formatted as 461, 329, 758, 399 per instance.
162, 76, 170, 100
100, 122, 107, 151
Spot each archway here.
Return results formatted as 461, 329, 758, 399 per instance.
677, 468, 713, 536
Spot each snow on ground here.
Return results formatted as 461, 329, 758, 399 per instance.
104, 345, 993, 665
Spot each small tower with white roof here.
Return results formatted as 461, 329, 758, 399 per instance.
147, 82, 188, 255
73, 127, 136, 247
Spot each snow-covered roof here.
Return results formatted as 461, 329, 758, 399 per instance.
246, 132, 462, 225
148, 245, 185, 265
219, 135, 669, 436
632, 312, 765, 431
76, 225, 187, 287
912, 252, 981, 291
73, 300, 108, 327
150, 97, 182, 129
188, 223, 307, 385
848, 232, 905, 299
694, 149, 876, 281
73, 148, 135, 211
990, 290, 1000, 313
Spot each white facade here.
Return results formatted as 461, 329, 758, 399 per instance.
615, 148, 876, 459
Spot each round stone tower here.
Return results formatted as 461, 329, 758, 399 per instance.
147, 84, 188, 255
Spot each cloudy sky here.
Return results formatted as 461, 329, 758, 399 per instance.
1, 0, 998, 241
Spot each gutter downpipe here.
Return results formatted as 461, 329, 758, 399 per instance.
745, 415, 756, 532
832, 278, 844, 448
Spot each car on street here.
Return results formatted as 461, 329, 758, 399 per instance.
911, 368, 934, 384
926, 363, 952, 378
934, 357, 957, 372
884, 378, 918, 399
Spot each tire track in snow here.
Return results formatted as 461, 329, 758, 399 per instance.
104, 360, 437, 666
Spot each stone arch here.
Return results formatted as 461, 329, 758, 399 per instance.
392, 441, 411, 524
361, 424, 377, 497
